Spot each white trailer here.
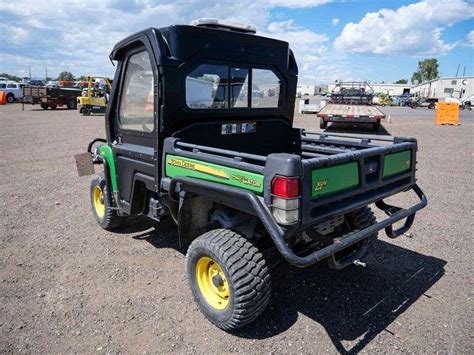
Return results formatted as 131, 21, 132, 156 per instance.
317, 103, 385, 131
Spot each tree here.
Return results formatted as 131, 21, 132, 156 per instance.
0, 73, 22, 82
411, 58, 438, 84
58, 71, 74, 81
394, 79, 408, 84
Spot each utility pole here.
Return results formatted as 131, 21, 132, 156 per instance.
455, 64, 460, 77
45, 66, 48, 81
28, 66, 31, 79
463, 66, 466, 77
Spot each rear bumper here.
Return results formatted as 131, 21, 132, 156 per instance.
168, 176, 427, 268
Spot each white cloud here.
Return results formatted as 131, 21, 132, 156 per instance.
333, 0, 474, 55
467, 30, 474, 46
264, 0, 331, 8
0, 0, 334, 83
332, 18, 339, 26
268, 19, 299, 32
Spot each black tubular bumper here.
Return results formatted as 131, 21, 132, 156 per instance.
168, 177, 427, 268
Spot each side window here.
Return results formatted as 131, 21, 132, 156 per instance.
0, 83, 6, 88
7, 83, 16, 88
252, 69, 280, 108
186, 64, 228, 109
119, 51, 154, 132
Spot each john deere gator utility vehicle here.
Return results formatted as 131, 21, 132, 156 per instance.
78, 19, 427, 330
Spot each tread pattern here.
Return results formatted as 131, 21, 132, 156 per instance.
327, 206, 378, 269
187, 229, 271, 330
346, 206, 378, 253
90, 174, 123, 230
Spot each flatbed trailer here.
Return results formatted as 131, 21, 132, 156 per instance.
318, 103, 385, 130
22, 86, 81, 110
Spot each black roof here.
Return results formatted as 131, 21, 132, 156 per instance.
110, 25, 296, 74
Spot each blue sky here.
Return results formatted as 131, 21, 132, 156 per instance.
0, 0, 472, 84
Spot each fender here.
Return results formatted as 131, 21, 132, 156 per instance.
96, 145, 118, 192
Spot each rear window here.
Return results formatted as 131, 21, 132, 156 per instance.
185, 64, 281, 110
186, 64, 228, 109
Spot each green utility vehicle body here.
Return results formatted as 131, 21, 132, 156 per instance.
81, 20, 427, 330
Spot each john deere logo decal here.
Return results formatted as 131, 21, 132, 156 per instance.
315, 179, 328, 192
231, 173, 262, 189
168, 158, 229, 179
168, 158, 262, 188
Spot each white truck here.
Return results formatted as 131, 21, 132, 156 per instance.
0, 82, 24, 103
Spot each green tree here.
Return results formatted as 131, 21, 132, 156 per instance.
411, 58, 439, 84
0, 73, 22, 82
394, 79, 408, 84
58, 71, 74, 81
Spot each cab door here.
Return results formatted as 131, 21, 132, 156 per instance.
112, 46, 158, 212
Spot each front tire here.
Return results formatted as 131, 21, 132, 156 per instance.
186, 229, 271, 330
6, 93, 14, 103
40, 103, 49, 109
90, 174, 123, 230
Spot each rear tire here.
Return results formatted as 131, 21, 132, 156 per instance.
320, 118, 327, 129
428, 102, 435, 109
186, 229, 271, 330
6, 93, 14, 103
40, 103, 49, 110
90, 174, 124, 230
50, 104, 57, 110
327, 206, 378, 270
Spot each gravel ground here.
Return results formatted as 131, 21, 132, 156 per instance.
1, 102, 473, 353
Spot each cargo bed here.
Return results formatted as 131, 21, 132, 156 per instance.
162, 129, 426, 267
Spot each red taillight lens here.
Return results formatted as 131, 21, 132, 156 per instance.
272, 177, 299, 199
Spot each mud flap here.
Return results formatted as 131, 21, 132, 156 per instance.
75, 153, 95, 176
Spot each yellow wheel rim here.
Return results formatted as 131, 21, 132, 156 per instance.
196, 256, 230, 310
93, 186, 105, 218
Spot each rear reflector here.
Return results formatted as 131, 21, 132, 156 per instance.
272, 177, 299, 199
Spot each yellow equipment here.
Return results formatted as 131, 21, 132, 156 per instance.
77, 76, 112, 116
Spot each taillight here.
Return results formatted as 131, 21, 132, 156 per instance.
271, 177, 300, 225
272, 177, 299, 198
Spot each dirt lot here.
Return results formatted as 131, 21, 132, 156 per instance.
1, 103, 473, 353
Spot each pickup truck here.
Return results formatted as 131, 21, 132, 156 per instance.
78, 19, 427, 330
0, 82, 24, 103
